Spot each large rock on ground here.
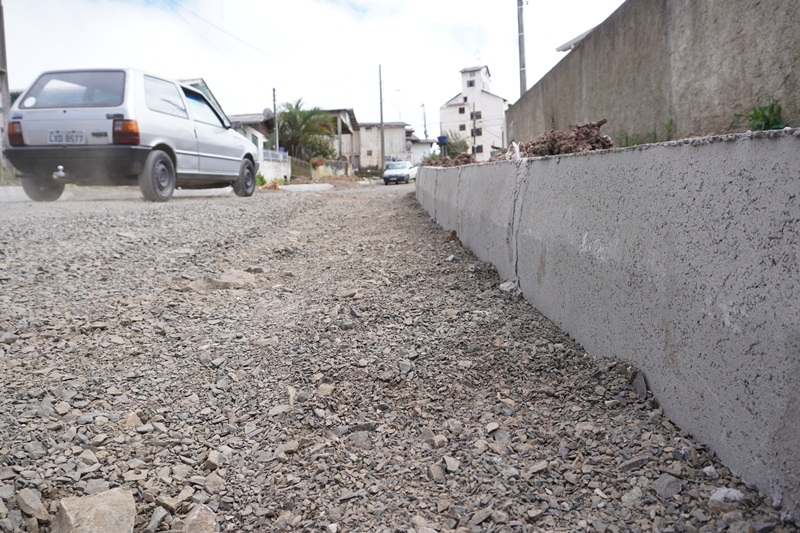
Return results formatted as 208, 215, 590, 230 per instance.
182, 504, 217, 533
16, 488, 50, 522
51, 488, 135, 533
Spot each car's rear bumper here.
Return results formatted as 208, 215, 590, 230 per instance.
4, 145, 151, 182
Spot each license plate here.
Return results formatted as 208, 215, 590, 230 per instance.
48, 131, 85, 144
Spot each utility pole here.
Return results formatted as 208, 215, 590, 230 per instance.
272, 88, 280, 158
0, 0, 11, 182
421, 103, 428, 139
472, 103, 477, 154
379, 65, 385, 171
518, 0, 527, 97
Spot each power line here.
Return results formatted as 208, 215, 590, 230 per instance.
157, 0, 362, 109
96, 0, 239, 62
162, 2, 237, 60
162, 0, 289, 66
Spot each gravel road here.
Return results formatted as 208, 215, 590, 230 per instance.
0, 182, 792, 532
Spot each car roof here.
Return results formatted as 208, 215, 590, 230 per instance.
34, 68, 196, 88
27, 68, 231, 125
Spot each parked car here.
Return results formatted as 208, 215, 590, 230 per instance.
383, 160, 417, 185
4, 68, 259, 202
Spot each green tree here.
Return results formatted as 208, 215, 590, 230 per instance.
444, 130, 470, 157
304, 135, 337, 160
278, 99, 335, 160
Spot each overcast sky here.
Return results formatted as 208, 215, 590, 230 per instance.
5, 0, 625, 141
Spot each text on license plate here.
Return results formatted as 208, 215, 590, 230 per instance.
48, 131, 85, 144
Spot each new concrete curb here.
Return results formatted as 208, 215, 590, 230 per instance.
416, 129, 800, 521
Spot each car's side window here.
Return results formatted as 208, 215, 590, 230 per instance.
144, 76, 188, 119
183, 90, 225, 128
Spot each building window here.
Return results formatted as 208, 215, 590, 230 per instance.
365, 127, 373, 131
472, 145, 484, 154
463, 96, 468, 102
467, 80, 475, 87
458, 107, 465, 114
367, 150, 373, 156
470, 111, 482, 120
471, 128, 482, 137
459, 124, 466, 131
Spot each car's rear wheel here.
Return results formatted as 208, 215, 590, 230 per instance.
233, 159, 256, 197
139, 150, 175, 202
21, 176, 65, 202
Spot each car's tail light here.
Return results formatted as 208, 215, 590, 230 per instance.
8, 122, 24, 147
112, 119, 140, 145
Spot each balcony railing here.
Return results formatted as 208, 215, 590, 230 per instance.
263, 149, 288, 162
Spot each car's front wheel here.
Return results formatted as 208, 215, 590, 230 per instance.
138, 150, 175, 202
233, 159, 256, 197
20, 176, 66, 202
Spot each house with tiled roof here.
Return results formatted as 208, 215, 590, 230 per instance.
228, 113, 289, 182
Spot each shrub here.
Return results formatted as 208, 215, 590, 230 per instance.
747, 96, 786, 131
730, 96, 787, 132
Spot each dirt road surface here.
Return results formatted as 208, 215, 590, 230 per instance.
0, 181, 790, 531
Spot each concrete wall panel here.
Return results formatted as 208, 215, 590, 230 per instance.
415, 168, 436, 217
507, 0, 800, 144
415, 130, 800, 520
428, 166, 461, 233
455, 162, 521, 280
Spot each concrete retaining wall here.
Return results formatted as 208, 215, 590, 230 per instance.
416, 130, 800, 520
259, 160, 291, 183
506, 0, 800, 144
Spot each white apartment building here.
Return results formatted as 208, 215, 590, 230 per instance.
439, 66, 508, 162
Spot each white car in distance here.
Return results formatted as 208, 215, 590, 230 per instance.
383, 160, 417, 185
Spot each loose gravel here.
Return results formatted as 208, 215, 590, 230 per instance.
0, 183, 793, 532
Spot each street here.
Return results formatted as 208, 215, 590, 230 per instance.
0, 183, 786, 532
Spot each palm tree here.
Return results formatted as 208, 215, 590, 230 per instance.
278, 99, 335, 160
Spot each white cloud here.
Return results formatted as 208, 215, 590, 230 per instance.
5, 0, 625, 140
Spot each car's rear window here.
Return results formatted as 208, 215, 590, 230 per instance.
19, 71, 125, 109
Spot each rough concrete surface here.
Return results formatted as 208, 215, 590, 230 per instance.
507, 0, 800, 145
417, 129, 800, 523
0, 180, 793, 531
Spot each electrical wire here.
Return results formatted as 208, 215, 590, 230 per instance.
161, 0, 289, 66
163, 1, 239, 59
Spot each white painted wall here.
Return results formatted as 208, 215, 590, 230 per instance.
410, 141, 434, 166
360, 123, 409, 168
259, 159, 290, 183
237, 124, 267, 166
439, 66, 508, 161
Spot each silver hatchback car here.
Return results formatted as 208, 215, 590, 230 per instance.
5, 68, 259, 202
